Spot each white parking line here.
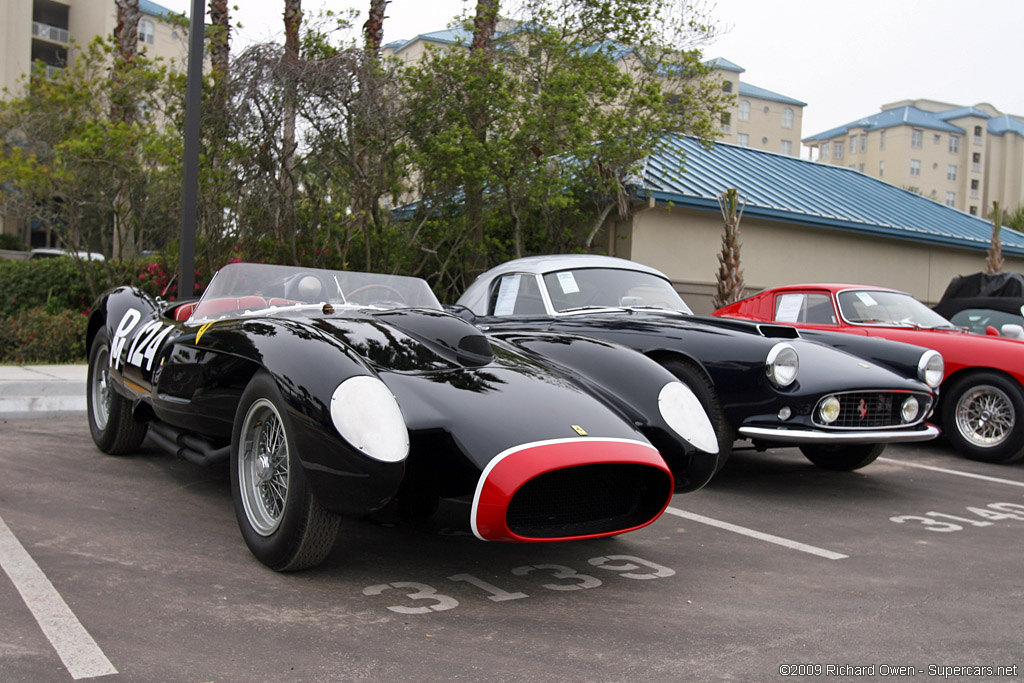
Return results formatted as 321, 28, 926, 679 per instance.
879, 457, 1024, 488
665, 507, 848, 560
0, 516, 117, 680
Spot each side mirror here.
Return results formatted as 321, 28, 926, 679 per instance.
1000, 324, 1024, 340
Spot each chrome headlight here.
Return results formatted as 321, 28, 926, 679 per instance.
766, 343, 799, 388
330, 376, 409, 463
917, 350, 944, 389
658, 381, 719, 454
818, 396, 841, 423
901, 395, 920, 423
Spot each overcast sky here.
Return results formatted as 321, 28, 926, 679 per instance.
159, 0, 1024, 154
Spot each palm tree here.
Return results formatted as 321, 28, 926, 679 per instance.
986, 201, 1005, 274
713, 188, 746, 309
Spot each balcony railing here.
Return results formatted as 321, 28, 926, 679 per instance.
32, 22, 70, 45
45, 65, 64, 80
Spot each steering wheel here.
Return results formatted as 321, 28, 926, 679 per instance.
346, 284, 408, 306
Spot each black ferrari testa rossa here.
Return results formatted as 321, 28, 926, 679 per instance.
86, 262, 720, 571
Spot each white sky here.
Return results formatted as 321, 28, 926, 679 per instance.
159, 0, 1024, 152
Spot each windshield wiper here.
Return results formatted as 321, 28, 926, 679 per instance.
559, 305, 628, 313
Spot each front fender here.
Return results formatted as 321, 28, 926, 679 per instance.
490, 330, 721, 492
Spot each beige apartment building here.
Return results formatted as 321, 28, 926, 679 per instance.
1, 0, 186, 245
384, 32, 806, 158
1, 0, 186, 98
803, 99, 1024, 219
707, 57, 805, 157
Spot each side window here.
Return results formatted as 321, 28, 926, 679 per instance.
774, 292, 836, 325
488, 274, 548, 316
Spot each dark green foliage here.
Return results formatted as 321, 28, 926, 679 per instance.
0, 234, 27, 250
0, 308, 89, 363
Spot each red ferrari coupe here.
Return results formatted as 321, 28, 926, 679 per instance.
715, 283, 1024, 464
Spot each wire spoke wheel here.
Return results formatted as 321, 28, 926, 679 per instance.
955, 385, 1015, 448
239, 398, 291, 535
90, 344, 112, 431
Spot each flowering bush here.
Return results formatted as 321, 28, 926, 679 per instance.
0, 307, 89, 363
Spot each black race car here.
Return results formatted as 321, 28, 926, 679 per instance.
932, 271, 1024, 339
454, 255, 943, 472
86, 263, 719, 571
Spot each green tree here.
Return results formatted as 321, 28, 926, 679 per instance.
401, 0, 727, 298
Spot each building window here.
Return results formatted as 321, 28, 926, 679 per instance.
849, 137, 857, 154
139, 19, 155, 45
974, 125, 983, 144
858, 164, 864, 172
821, 144, 829, 160
971, 179, 980, 198
934, 134, 941, 145
972, 152, 981, 172
912, 129, 923, 148
947, 165, 957, 180
738, 100, 750, 121
946, 192, 956, 207
723, 81, 733, 93
782, 108, 793, 128
880, 130, 886, 150
910, 159, 921, 176
879, 161, 885, 176
721, 112, 731, 132
833, 141, 843, 159
950, 136, 960, 153
780, 140, 792, 155
763, 106, 770, 114
970, 206, 978, 215
737, 133, 749, 147
859, 134, 866, 152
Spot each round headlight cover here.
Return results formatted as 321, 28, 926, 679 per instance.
917, 350, 944, 389
901, 396, 920, 423
819, 396, 841, 424
766, 342, 799, 388
331, 375, 409, 463
658, 381, 719, 454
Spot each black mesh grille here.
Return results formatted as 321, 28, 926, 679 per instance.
506, 463, 670, 538
813, 392, 930, 428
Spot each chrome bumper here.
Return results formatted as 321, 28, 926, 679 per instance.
738, 423, 940, 445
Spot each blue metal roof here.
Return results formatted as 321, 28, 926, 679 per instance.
934, 106, 991, 121
139, 0, 177, 18
635, 135, 1024, 256
803, 106, 964, 142
388, 28, 473, 54
704, 57, 744, 72
738, 82, 806, 107
988, 114, 1024, 138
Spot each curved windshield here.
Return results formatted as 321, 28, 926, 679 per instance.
189, 263, 441, 321
541, 268, 692, 314
837, 290, 953, 328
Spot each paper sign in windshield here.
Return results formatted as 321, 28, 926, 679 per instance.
775, 293, 804, 322
494, 274, 521, 316
557, 272, 580, 294
856, 292, 879, 307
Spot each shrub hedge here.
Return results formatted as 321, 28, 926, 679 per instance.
0, 257, 195, 363
0, 307, 89, 364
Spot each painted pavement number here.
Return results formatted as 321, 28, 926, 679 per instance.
363, 555, 674, 614
890, 502, 1024, 532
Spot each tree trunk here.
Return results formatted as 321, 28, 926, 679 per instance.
281, 0, 301, 264
112, 0, 140, 260
465, 0, 499, 274
986, 201, 1004, 274
713, 188, 746, 309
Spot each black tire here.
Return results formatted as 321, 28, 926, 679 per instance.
799, 443, 885, 471
231, 371, 341, 571
87, 328, 148, 454
940, 372, 1024, 464
662, 359, 734, 472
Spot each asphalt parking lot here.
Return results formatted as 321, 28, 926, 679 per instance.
1, 417, 1022, 683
